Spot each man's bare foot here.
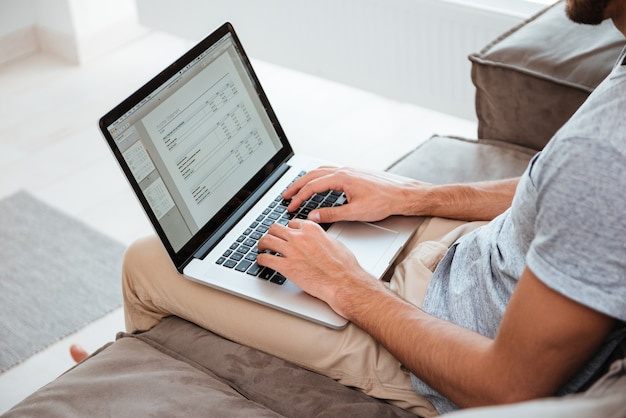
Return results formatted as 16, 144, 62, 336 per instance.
70, 344, 89, 363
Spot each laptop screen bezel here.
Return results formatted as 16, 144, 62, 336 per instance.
99, 22, 294, 270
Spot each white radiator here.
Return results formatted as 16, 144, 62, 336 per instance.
138, 0, 535, 120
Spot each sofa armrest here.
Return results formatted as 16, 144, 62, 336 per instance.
386, 135, 536, 183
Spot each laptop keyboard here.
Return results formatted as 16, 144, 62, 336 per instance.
216, 171, 346, 285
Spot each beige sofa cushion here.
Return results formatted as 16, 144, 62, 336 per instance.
470, 0, 625, 150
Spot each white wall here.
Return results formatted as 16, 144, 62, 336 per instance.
136, 0, 544, 120
67, 0, 143, 62
0, 0, 34, 36
0, 0, 37, 63
33, 0, 75, 35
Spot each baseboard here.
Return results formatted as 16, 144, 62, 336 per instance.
0, 19, 147, 67
0, 26, 80, 66
0, 27, 39, 66
36, 26, 80, 65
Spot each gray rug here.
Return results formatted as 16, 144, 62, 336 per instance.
0, 191, 125, 373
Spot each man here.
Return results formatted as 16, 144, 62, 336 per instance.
122, 0, 626, 415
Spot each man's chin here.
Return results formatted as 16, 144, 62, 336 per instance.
565, 0, 611, 25
567, 15, 609, 25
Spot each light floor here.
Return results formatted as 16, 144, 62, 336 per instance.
0, 29, 477, 412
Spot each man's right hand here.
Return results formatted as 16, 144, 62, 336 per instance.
282, 166, 425, 223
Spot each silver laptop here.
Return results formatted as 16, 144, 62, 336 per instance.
99, 22, 421, 329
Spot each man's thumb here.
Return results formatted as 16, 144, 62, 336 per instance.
308, 207, 342, 223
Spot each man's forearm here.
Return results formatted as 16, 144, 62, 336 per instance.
401, 178, 519, 221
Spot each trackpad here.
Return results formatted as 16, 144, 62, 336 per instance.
331, 222, 399, 273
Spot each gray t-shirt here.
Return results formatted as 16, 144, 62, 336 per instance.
412, 49, 626, 413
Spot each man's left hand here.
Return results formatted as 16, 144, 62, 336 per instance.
256, 219, 377, 317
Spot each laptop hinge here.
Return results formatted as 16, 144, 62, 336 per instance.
191, 162, 291, 263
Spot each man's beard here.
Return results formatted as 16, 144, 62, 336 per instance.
566, 0, 612, 25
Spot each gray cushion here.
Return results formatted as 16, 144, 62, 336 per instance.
386, 135, 536, 183
4, 316, 418, 418
469, 0, 625, 150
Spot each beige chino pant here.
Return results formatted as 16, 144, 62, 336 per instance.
122, 217, 486, 416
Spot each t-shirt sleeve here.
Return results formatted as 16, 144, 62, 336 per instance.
526, 137, 626, 322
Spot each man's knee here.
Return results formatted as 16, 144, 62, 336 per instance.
123, 236, 163, 273
121, 236, 170, 332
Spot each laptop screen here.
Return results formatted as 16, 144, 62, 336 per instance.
100, 23, 292, 265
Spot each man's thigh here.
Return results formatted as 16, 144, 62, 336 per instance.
389, 217, 486, 306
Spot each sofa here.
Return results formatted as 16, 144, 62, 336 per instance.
4, 1, 625, 417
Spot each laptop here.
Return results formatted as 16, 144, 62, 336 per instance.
99, 22, 421, 329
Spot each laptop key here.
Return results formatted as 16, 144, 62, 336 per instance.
223, 259, 237, 269
246, 262, 262, 276
235, 260, 252, 272
230, 252, 244, 262
259, 268, 274, 280
270, 273, 287, 285
237, 245, 251, 254
245, 253, 257, 262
